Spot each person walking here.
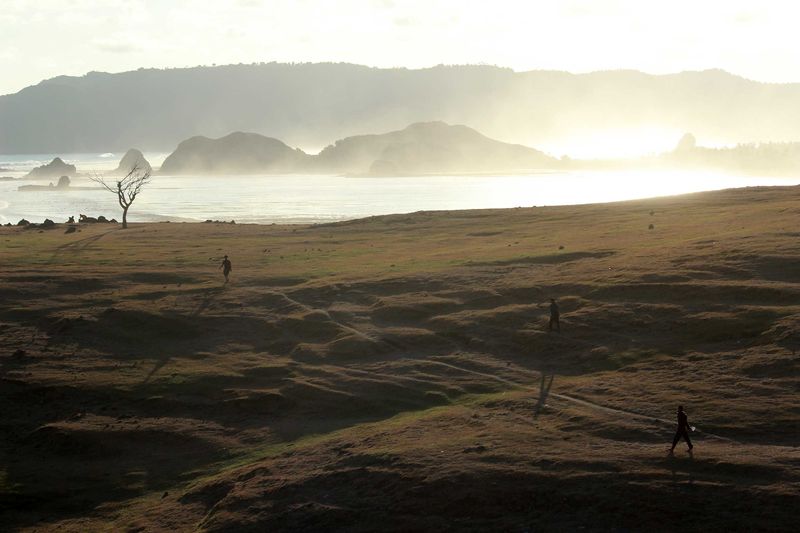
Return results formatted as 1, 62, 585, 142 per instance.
670, 405, 694, 453
219, 255, 232, 283
548, 298, 560, 332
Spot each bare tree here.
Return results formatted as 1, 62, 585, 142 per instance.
91, 166, 151, 229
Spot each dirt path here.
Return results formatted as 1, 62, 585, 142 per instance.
422, 358, 739, 444
264, 288, 741, 444
268, 288, 378, 341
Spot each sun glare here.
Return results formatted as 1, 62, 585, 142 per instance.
539, 127, 685, 159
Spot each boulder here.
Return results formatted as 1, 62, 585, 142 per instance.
41, 219, 56, 228
56, 175, 71, 188
17, 219, 30, 226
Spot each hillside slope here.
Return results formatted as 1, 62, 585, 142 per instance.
2, 63, 799, 153
1, 186, 799, 530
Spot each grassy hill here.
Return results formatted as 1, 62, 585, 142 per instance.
1, 186, 798, 530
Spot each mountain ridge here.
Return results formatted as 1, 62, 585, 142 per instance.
11, 65, 776, 96
3, 62, 799, 154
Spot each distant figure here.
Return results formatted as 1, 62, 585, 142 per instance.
670, 405, 694, 453
219, 255, 232, 283
548, 298, 560, 332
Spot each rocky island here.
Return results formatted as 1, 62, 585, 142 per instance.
160, 132, 311, 174
315, 121, 556, 175
18, 175, 99, 192
111, 148, 152, 175
18, 175, 72, 191
159, 122, 558, 176
23, 157, 77, 180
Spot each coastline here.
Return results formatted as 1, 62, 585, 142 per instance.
3, 176, 799, 226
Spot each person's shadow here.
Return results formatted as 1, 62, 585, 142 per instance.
667, 448, 695, 489
533, 373, 554, 418
192, 286, 224, 316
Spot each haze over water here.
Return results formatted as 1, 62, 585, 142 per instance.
2, 153, 798, 224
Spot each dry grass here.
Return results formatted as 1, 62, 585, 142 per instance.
1, 185, 799, 531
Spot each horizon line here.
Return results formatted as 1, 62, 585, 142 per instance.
2, 61, 793, 98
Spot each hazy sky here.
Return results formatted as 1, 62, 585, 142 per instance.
2, 0, 799, 95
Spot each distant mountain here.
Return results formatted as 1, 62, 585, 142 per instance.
3, 63, 800, 154
112, 148, 152, 176
560, 132, 800, 176
160, 131, 311, 174
315, 121, 555, 174
660, 135, 800, 175
23, 157, 76, 179
158, 122, 556, 176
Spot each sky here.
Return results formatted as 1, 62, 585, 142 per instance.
2, 0, 800, 96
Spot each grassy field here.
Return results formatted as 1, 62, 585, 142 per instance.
1, 185, 799, 531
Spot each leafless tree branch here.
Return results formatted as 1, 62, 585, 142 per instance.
90, 165, 151, 228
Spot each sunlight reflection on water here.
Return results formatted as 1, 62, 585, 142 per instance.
1, 157, 797, 224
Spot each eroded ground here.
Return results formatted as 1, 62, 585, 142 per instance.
1, 186, 799, 531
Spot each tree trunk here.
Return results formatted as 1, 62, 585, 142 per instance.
122, 206, 129, 229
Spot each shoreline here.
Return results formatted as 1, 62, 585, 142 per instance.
2, 181, 799, 227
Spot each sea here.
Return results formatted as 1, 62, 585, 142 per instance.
1, 152, 798, 225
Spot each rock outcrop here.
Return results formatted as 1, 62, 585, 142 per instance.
159, 122, 557, 176
160, 132, 311, 175
113, 149, 152, 176
24, 157, 77, 180
18, 175, 72, 191
314, 121, 557, 175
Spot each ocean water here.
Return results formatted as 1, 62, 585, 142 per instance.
1, 153, 798, 224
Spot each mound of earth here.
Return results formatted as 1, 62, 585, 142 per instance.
1, 185, 798, 531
